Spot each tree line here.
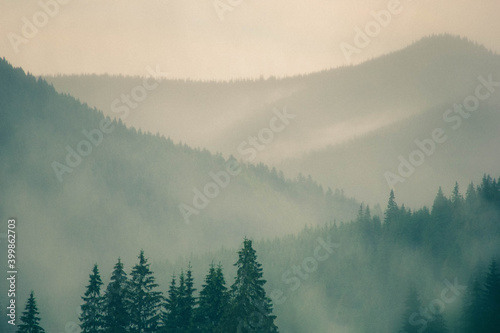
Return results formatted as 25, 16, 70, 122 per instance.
14, 175, 500, 332
399, 258, 500, 333
16, 238, 278, 333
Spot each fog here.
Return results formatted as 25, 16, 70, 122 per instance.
44, 35, 500, 207
1, 1, 500, 333
1, 0, 500, 80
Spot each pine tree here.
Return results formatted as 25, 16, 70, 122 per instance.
356, 204, 364, 224
180, 264, 196, 332
80, 264, 105, 333
226, 238, 278, 332
17, 291, 45, 333
194, 263, 229, 332
465, 182, 477, 207
384, 189, 398, 229
166, 267, 196, 332
103, 258, 129, 333
164, 274, 180, 332
176, 271, 186, 331
429, 187, 452, 260
400, 287, 423, 333
478, 174, 495, 202
127, 250, 163, 333
482, 259, 500, 333
451, 182, 463, 207
432, 187, 450, 215
461, 277, 483, 333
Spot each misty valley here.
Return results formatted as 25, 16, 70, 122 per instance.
1, 34, 500, 333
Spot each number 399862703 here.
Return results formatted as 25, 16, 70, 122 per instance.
7, 219, 16, 269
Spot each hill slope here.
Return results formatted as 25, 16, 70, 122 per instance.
45, 35, 500, 206
0, 58, 359, 332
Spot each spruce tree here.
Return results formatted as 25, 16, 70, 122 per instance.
482, 259, 500, 333
194, 263, 228, 332
17, 291, 45, 333
226, 238, 278, 332
400, 287, 423, 333
164, 274, 180, 332
166, 269, 194, 332
179, 264, 196, 332
127, 250, 163, 333
461, 277, 483, 333
429, 187, 452, 259
384, 189, 398, 230
451, 182, 463, 207
465, 183, 477, 209
176, 271, 186, 331
80, 264, 105, 333
103, 258, 129, 333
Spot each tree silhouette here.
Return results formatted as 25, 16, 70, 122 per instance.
80, 264, 104, 333
194, 263, 229, 332
461, 276, 483, 333
399, 287, 423, 333
482, 259, 500, 333
17, 291, 45, 333
226, 238, 278, 332
103, 258, 129, 333
164, 274, 180, 332
127, 251, 163, 333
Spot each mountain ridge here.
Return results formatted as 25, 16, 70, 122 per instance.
0, 56, 360, 332
42, 35, 500, 170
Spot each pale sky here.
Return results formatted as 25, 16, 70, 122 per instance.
1, 0, 499, 80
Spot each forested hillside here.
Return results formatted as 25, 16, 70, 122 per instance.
45, 35, 500, 207
1, 36, 499, 333
154, 177, 500, 332
5, 176, 499, 333
0, 57, 359, 332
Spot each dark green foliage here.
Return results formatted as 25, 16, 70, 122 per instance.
127, 251, 163, 333
163, 274, 181, 332
459, 259, 500, 333
80, 264, 104, 333
0, 57, 361, 332
461, 277, 483, 333
225, 238, 278, 333
2, 43, 500, 333
482, 259, 500, 333
451, 182, 463, 208
427, 187, 453, 263
193, 263, 229, 332
400, 287, 424, 333
34, 176, 497, 332
103, 259, 129, 333
181, 265, 196, 331
67, 177, 497, 333
17, 292, 45, 333
384, 189, 398, 230
399, 287, 449, 333
163, 266, 196, 332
